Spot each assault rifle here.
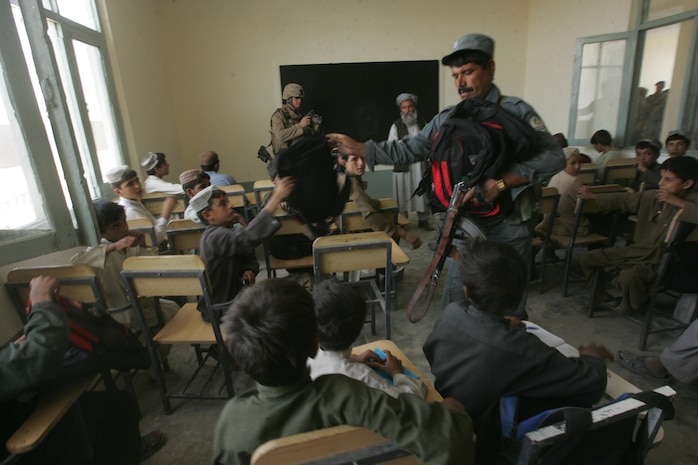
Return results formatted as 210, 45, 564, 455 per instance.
406, 181, 485, 323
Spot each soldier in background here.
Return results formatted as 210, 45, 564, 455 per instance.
270, 83, 320, 155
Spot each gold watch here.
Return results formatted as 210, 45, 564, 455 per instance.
495, 179, 506, 191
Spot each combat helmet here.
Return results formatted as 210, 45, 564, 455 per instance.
282, 83, 305, 101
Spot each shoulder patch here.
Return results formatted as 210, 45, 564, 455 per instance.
529, 115, 547, 132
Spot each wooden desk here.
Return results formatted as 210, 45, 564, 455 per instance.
524, 321, 666, 445
141, 193, 186, 215
352, 339, 442, 403
6, 374, 97, 454
312, 231, 410, 268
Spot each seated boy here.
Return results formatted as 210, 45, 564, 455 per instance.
213, 279, 474, 465
423, 239, 610, 464
189, 177, 293, 315
1, 276, 165, 464
665, 130, 690, 158
339, 154, 421, 249
633, 139, 662, 190
140, 151, 182, 194
179, 169, 211, 223
579, 156, 698, 314
308, 279, 426, 398
535, 149, 590, 237
71, 200, 179, 329
106, 165, 176, 244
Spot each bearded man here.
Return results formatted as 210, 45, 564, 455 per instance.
388, 93, 434, 230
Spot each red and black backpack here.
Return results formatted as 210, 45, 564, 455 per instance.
418, 98, 540, 212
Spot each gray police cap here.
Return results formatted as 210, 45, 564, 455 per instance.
442, 33, 494, 65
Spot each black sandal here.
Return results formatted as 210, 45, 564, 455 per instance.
140, 430, 167, 462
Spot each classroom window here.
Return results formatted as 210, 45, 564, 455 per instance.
0, 0, 124, 265
569, 1, 698, 148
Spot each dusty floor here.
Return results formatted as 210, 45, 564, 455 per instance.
132, 215, 697, 465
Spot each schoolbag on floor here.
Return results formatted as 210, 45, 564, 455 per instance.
421, 98, 540, 212
275, 134, 351, 224
28, 296, 150, 375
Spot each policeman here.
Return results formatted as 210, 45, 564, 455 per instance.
270, 83, 320, 154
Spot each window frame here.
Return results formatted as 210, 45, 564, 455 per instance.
568, 1, 698, 147
0, 0, 127, 266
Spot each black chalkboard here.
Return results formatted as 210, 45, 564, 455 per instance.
280, 61, 439, 142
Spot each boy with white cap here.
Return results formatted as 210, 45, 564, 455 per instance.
140, 151, 182, 194
105, 165, 176, 244
188, 177, 294, 316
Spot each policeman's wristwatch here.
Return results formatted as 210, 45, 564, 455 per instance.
495, 179, 507, 191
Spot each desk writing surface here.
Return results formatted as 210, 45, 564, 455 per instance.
352, 339, 442, 403
313, 231, 410, 267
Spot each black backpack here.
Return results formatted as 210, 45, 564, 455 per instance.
47, 296, 151, 374
275, 134, 351, 225
419, 98, 540, 212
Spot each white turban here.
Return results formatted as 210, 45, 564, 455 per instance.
396, 93, 418, 107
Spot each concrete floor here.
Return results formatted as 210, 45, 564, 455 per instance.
134, 215, 698, 465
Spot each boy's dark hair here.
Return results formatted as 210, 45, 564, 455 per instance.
578, 153, 592, 164
458, 239, 527, 315
313, 279, 367, 351
93, 200, 125, 234
146, 152, 166, 175
182, 171, 211, 207
443, 50, 491, 68
590, 130, 612, 147
660, 156, 698, 183
553, 133, 568, 148
665, 132, 691, 147
196, 188, 226, 224
222, 279, 317, 386
110, 168, 138, 190
636, 139, 660, 156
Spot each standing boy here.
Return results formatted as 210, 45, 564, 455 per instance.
213, 279, 474, 465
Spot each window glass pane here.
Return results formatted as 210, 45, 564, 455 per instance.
43, 0, 100, 31
46, 20, 103, 198
0, 65, 50, 236
10, 3, 77, 227
72, 39, 123, 185
647, 0, 698, 22
631, 21, 694, 142
574, 40, 626, 142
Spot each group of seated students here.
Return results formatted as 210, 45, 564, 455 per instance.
5, 126, 694, 465
537, 129, 697, 315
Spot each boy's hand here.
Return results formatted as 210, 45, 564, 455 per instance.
578, 343, 614, 361
274, 176, 296, 199
111, 234, 141, 251
365, 350, 403, 377
656, 189, 684, 208
129, 230, 147, 247
442, 397, 465, 412
351, 350, 380, 364
242, 270, 256, 286
577, 185, 595, 199
232, 213, 249, 226
29, 276, 60, 304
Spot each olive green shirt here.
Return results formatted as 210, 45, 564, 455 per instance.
212, 374, 474, 465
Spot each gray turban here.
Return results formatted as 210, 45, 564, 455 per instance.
395, 93, 418, 107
